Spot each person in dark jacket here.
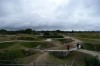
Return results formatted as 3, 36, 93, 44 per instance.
67, 44, 70, 50
76, 42, 80, 49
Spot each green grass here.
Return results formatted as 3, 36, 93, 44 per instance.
0, 49, 36, 65
0, 42, 15, 49
56, 38, 73, 43
43, 35, 64, 38
84, 56, 100, 66
17, 36, 42, 41
0, 49, 36, 60
48, 51, 93, 66
82, 43, 100, 51
78, 38, 100, 44
65, 33, 100, 51
19, 42, 54, 48
0, 49, 25, 60
72, 33, 100, 39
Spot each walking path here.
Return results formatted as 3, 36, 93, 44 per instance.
0, 40, 46, 43
28, 52, 49, 66
64, 35, 100, 60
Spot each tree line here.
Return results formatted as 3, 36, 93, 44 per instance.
0, 29, 100, 34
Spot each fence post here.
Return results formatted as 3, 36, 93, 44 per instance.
55, 63, 58, 66
45, 62, 49, 66
63, 64, 65, 66
12, 60, 13, 66
33, 62, 35, 66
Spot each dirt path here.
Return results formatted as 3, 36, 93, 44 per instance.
47, 40, 63, 50
28, 52, 49, 66
66, 35, 100, 60
64, 36, 82, 44
34, 52, 49, 62
64, 35, 100, 60
0, 40, 46, 43
28, 39, 64, 66
28, 40, 63, 66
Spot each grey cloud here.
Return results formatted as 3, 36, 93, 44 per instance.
0, 0, 100, 31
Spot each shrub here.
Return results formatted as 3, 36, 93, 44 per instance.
82, 43, 100, 51
84, 56, 100, 66
17, 37, 36, 40
43, 35, 64, 38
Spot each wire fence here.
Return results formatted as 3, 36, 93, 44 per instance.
0, 64, 71, 66
0, 60, 74, 66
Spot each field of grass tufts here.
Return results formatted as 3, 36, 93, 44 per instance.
0, 42, 15, 49
19, 42, 55, 48
82, 43, 100, 51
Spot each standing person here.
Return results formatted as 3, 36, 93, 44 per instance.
67, 44, 70, 50
76, 42, 80, 49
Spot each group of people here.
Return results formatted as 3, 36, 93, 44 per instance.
66, 42, 80, 50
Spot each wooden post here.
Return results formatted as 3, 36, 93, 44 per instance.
33, 62, 35, 66
63, 64, 65, 66
12, 60, 13, 66
55, 63, 58, 66
45, 62, 49, 66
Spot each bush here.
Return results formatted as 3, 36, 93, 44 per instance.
43, 35, 64, 38
82, 43, 100, 51
17, 37, 36, 40
57, 38, 73, 43
84, 56, 100, 66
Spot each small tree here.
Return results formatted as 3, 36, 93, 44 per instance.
24, 28, 32, 34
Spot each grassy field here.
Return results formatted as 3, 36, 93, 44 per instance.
0, 34, 43, 41
65, 32, 100, 51
0, 32, 100, 65
0, 42, 16, 49
0, 41, 55, 64
48, 51, 96, 66
19, 41, 55, 48
71, 32, 100, 39
0, 49, 26, 60
0, 33, 56, 64
55, 38, 73, 43
82, 43, 100, 51
0, 49, 37, 65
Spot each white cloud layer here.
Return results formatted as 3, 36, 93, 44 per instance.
0, 0, 100, 31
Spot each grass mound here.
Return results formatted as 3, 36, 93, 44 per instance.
56, 38, 73, 43
0, 49, 36, 60
82, 43, 100, 51
0, 42, 15, 49
48, 51, 93, 66
19, 42, 54, 48
73, 33, 100, 39
84, 56, 100, 66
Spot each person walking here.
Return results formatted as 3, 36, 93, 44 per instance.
67, 44, 70, 50
76, 42, 80, 49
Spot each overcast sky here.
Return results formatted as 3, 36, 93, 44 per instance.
0, 0, 100, 31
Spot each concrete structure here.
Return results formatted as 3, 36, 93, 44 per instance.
45, 39, 52, 41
